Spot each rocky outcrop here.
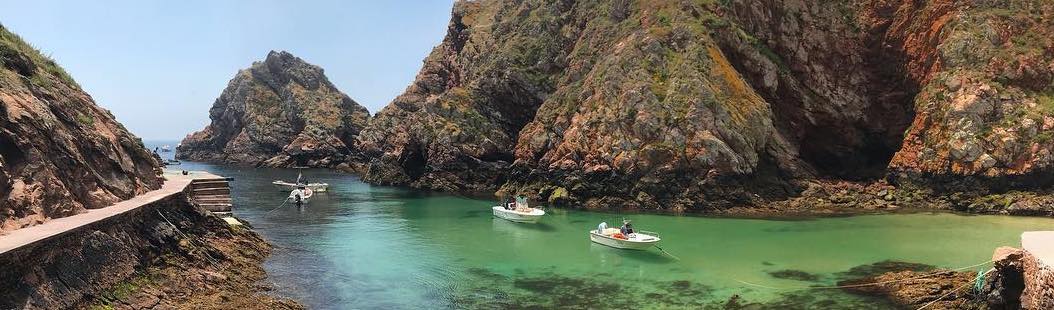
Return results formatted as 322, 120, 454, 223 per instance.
986, 246, 1054, 309
358, 0, 812, 204
0, 24, 161, 232
178, 51, 370, 170
887, 0, 1054, 192
357, 0, 1054, 212
842, 269, 981, 309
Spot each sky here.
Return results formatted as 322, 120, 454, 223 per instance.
0, 0, 454, 140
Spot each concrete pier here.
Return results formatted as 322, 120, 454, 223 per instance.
0, 171, 226, 255
1022, 231, 1054, 266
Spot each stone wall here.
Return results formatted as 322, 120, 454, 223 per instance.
1020, 250, 1054, 308
986, 245, 1054, 309
0, 189, 212, 308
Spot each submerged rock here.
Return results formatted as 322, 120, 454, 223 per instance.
178, 51, 370, 170
768, 269, 822, 282
840, 269, 981, 309
0, 24, 161, 232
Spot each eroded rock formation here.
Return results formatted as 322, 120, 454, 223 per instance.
178, 51, 370, 170
357, 0, 1054, 212
0, 24, 161, 232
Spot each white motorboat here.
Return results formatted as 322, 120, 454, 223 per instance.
273, 180, 329, 192
287, 187, 313, 204
273, 167, 329, 192
492, 196, 545, 223
160, 145, 172, 152
492, 206, 545, 223
589, 224, 661, 250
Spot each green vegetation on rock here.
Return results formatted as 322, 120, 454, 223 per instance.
0, 23, 79, 88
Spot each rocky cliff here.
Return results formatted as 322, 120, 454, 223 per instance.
357, 0, 1054, 212
0, 24, 161, 232
178, 51, 370, 170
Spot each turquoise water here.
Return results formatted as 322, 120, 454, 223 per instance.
149, 143, 1054, 309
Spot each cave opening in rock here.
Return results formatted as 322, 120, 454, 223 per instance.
797, 128, 909, 181
399, 139, 427, 180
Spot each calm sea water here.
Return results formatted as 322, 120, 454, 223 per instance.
147, 141, 1054, 309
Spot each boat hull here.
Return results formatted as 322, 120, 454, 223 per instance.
492, 206, 544, 223
589, 231, 660, 250
287, 194, 311, 204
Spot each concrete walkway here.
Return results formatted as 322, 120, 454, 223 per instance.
0, 171, 221, 255
1022, 231, 1054, 266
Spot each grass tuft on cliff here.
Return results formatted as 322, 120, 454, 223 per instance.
0, 23, 80, 89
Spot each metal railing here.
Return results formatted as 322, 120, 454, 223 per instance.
637, 230, 660, 238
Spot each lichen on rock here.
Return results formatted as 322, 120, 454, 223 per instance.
177, 51, 370, 170
356, 0, 1054, 213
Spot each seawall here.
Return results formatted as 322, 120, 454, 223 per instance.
0, 173, 299, 309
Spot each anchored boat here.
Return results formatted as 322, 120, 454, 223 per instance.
287, 187, 313, 204
273, 167, 329, 192
589, 221, 661, 250
492, 196, 545, 223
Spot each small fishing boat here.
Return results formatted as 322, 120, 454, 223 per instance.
273, 180, 329, 192
164, 159, 181, 165
273, 167, 329, 192
160, 145, 172, 152
589, 221, 661, 250
492, 196, 545, 223
287, 187, 313, 204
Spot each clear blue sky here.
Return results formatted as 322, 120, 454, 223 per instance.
0, 0, 453, 140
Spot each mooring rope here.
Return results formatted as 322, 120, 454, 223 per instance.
654, 245, 681, 261
265, 199, 289, 214
915, 268, 994, 310
156, 209, 220, 266
733, 259, 995, 291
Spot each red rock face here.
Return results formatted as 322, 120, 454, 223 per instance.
178, 51, 370, 170
888, 0, 1054, 190
0, 25, 161, 232
359, 0, 1053, 211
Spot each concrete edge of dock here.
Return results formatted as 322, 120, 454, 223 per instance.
0, 171, 229, 255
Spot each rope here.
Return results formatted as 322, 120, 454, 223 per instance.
915, 268, 994, 310
265, 199, 289, 214
654, 245, 681, 261
156, 210, 220, 266
734, 259, 994, 291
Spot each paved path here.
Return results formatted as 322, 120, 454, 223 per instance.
1022, 231, 1054, 266
0, 171, 221, 255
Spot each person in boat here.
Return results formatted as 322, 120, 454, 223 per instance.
504, 197, 515, 210
597, 222, 608, 234
620, 220, 634, 235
